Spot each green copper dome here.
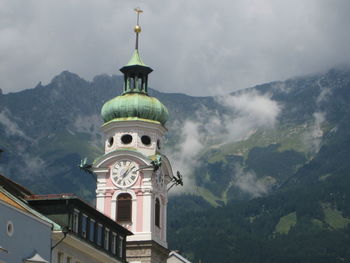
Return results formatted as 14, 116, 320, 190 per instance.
101, 93, 169, 125
102, 19, 169, 125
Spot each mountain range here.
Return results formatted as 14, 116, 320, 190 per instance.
1, 67, 350, 262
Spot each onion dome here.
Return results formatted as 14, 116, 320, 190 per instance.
101, 93, 169, 125
101, 11, 169, 125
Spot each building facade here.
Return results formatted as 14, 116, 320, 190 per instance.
27, 194, 132, 263
0, 200, 51, 263
0, 174, 133, 263
0, 175, 51, 263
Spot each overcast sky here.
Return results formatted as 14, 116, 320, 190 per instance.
1, 0, 350, 96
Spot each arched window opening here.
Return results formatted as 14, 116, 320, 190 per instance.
155, 198, 160, 228
117, 193, 132, 222
137, 77, 142, 91
129, 77, 135, 90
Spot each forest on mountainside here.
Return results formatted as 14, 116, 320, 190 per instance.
1, 67, 350, 262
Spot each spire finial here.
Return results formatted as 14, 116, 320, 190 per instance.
134, 7, 143, 50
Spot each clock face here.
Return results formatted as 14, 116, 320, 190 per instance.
111, 160, 139, 188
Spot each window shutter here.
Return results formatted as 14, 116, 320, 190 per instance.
117, 194, 132, 222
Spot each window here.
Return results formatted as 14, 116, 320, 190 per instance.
155, 198, 160, 227
66, 257, 72, 263
97, 224, 103, 246
121, 134, 132, 144
81, 214, 88, 238
118, 236, 124, 258
117, 193, 132, 222
129, 77, 135, 90
6, 221, 14, 236
111, 232, 117, 254
141, 135, 151, 146
89, 219, 95, 242
72, 209, 79, 233
104, 228, 110, 250
137, 78, 142, 91
57, 252, 63, 263
107, 137, 114, 147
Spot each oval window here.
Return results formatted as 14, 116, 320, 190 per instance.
121, 134, 133, 144
7, 221, 14, 236
107, 137, 114, 147
141, 135, 151, 146
157, 139, 161, 150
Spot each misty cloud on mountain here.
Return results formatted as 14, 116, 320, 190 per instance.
0, 108, 31, 140
167, 91, 282, 195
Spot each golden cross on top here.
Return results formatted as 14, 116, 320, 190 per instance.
134, 7, 143, 27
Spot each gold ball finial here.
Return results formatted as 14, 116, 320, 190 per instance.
133, 7, 143, 50
134, 25, 141, 33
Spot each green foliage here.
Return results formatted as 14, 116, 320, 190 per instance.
274, 212, 297, 234
2, 68, 350, 262
246, 144, 306, 181
322, 203, 350, 229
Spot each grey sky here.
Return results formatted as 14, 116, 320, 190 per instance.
1, 0, 350, 96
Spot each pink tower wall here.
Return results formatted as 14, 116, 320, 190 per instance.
102, 169, 144, 232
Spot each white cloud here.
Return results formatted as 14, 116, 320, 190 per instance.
20, 153, 46, 178
218, 91, 281, 139
303, 112, 325, 154
166, 120, 203, 194
0, 109, 30, 140
166, 91, 281, 193
73, 114, 103, 148
271, 82, 291, 94
316, 78, 332, 104
233, 165, 270, 198
303, 77, 330, 154
1, 0, 350, 95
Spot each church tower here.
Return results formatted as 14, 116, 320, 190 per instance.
92, 8, 173, 263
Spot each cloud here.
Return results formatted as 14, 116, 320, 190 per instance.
166, 121, 203, 194
0, 108, 47, 178
316, 78, 332, 104
303, 111, 325, 154
233, 165, 270, 198
73, 114, 103, 148
166, 91, 281, 193
303, 77, 330, 154
271, 81, 291, 94
1, 0, 350, 96
0, 109, 30, 140
20, 153, 46, 178
218, 91, 281, 140
0, 152, 46, 181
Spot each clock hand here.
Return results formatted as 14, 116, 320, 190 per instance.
123, 165, 135, 178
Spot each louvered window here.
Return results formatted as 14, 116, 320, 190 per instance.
155, 198, 160, 227
117, 194, 132, 222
